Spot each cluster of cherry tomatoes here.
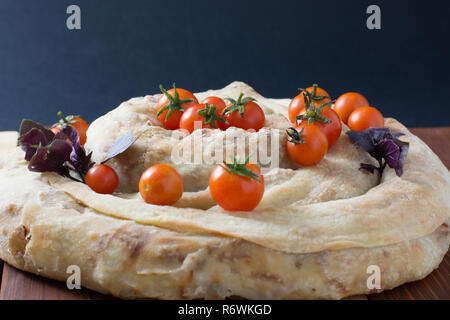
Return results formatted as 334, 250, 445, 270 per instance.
138, 156, 264, 212
286, 84, 384, 166
145, 84, 268, 211
52, 83, 385, 212
156, 84, 266, 133
334, 92, 384, 131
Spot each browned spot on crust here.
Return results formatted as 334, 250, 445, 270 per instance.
195, 258, 206, 271
251, 271, 283, 284
316, 251, 328, 265
4, 203, 17, 216
96, 234, 110, 252
329, 279, 348, 293
187, 270, 194, 284
218, 252, 250, 262
158, 247, 187, 263
159, 237, 183, 245
179, 286, 185, 298
8, 224, 30, 266
437, 224, 450, 240
294, 257, 303, 268
109, 227, 151, 260
130, 233, 149, 259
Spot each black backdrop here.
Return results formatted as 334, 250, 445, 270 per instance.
1, 0, 449, 130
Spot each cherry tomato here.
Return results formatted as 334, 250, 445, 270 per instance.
201, 96, 229, 130
347, 106, 384, 131
288, 85, 331, 123
334, 92, 370, 125
179, 104, 227, 133
296, 105, 342, 149
156, 84, 199, 130
286, 124, 328, 166
50, 126, 72, 144
85, 164, 119, 194
55, 112, 89, 145
70, 116, 89, 145
209, 158, 264, 211
139, 164, 183, 205
51, 126, 61, 135
201, 96, 227, 113
222, 93, 265, 131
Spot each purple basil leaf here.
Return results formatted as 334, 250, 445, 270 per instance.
60, 126, 94, 175
359, 163, 378, 174
18, 119, 54, 144
61, 126, 80, 145
28, 140, 72, 177
376, 139, 400, 168
366, 127, 391, 143
391, 132, 405, 139
346, 129, 379, 159
102, 131, 139, 164
18, 128, 51, 161
347, 127, 409, 177
392, 138, 409, 176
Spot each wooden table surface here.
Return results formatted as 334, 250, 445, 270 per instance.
0, 127, 449, 300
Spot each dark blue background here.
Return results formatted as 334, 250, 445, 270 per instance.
1, 0, 449, 130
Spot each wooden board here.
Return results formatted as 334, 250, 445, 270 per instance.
0, 127, 449, 300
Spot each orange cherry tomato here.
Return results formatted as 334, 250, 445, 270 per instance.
51, 126, 61, 135
50, 126, 71, 144
209, 159, 264, 211
334, 92, 370, 125
286, 124, 328, 166
347, 106, 384, 131
222, 93, 265, 131
201, 96, 227, 113
70, 116, 89, 145
85, 164, 119, 194
296, 106, 342, 149
156, 84, 199, 130
139, 164, 183, 205
179, 104, 226, 133
288, 85, 331, 123
55, 112, 89, 145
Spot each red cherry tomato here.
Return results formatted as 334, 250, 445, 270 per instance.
222, 93, 265, 131
347, 106, 384, 131
288, 85, 331, 123
156, 84, 198, 130
139, 164, 183, 205
201, 96, 227, 113
179, 104, 226, 133
286, 124, 328, 166
209, 159, 264, 211
297, 106, 342, 149
85, 164, 119, 194
334, 92, 370, 125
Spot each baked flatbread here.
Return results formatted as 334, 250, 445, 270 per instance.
0, 82, 448, 299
